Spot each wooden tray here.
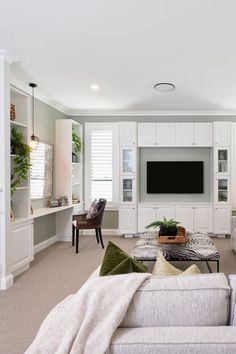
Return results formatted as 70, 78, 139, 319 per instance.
158, 226, 187, 244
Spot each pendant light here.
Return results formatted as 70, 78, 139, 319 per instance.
29, 82, 39, 149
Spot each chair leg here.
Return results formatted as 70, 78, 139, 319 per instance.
98, 228, 104, 249
72, 224, 75, 246
95, 228, 100, 244
76, 229, 79, 254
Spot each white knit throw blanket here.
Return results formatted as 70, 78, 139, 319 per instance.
25, 272, 150, 354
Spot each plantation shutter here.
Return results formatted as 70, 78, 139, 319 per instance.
90, 129, 113, 202
30, 142, 53, 199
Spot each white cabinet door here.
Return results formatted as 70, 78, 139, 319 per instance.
214, 122, 231, 147
176, 206, 194, 232
11, 221, 34, 273
176, 123, 194, 146
194, 206, 212, 233
138, 205, 156, 232
120, 177, 136, 204
138, 123, 156, 146
119, 122, 137, 146
213, 206, 231, 234
214, 176, 231, 204
120, 148, 136, 175
194, 123, 213, 147
156, 206, 176, 220
214, 148, 230, 175
119, 206, 137, 234
156, 123, 175, 146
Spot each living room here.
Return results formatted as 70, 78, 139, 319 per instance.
1, 1, 236, 353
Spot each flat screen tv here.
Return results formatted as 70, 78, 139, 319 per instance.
147, 161, 204, 194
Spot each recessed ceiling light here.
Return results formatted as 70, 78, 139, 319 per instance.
153, 82, 175, 92
90, 84, 99, 90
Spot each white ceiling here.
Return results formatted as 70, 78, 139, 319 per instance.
1, 0, 236, 115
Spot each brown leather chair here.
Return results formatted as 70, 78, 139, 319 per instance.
72, 199, 106, 253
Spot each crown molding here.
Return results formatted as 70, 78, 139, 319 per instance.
69, 109, 236, 117
10, 78, 71, 116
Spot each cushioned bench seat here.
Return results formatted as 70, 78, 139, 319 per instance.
108, 327, 236, 354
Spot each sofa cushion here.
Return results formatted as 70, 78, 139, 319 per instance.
228, 275, 236, 325
107, 327, 236, 354
100, 242, 147, 276
121, 273, 230, 327
152, 252, 201, 276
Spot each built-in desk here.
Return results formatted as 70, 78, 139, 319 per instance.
32, 205, 73, 218
10, 205, 75, 278
11, 205, 74, 225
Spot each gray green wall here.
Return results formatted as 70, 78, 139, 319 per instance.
72, 114, 236, 229
32, 99, 69, 245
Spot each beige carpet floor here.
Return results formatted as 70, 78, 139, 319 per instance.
0, 234, 236, 354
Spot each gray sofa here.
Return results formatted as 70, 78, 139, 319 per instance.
100, 272, 236, 354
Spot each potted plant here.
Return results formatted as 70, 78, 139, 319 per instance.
72, 129, 82, 162
11, 126, 31, 197
146, 216, 180, 236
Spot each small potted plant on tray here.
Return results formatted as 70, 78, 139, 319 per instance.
146, 216, 180, 236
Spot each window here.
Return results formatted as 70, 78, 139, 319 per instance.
85, 123, 119, 208
30, 142, 53, 199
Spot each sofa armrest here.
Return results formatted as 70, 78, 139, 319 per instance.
229, 275, 236, 325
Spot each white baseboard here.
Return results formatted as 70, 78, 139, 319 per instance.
12, 263, 30, 277
34, 235, 58, 254
57, 229, 121, 242
0, 274, 13, 290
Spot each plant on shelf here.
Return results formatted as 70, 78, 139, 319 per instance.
11, 126, 31, 197
146, 216, 180, 236
72, 128, 82, 159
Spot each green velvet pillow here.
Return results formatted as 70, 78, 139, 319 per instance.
100, 241, 147, 276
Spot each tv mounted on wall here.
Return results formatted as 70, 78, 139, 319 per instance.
147, 161, 204, 194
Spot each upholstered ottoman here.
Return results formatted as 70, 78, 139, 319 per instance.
131, 232, 220, 272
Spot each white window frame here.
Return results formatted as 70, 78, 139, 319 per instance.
85, 122, 119, 210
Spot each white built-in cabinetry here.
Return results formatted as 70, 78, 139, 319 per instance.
214, 122, 231, 147
119, 122, 138, 234
120, 122, 137, 146
55, 119, 84, 215
138, 204, 212, 234
213, 122, 231, 234
138, 123, 175, 146
10, 87, 34, 276
138, 122, 213, 147
119, 121, 232, 237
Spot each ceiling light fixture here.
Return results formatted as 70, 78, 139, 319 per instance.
153, 82, 175, 92
29, 83, 39, 149
90, 84, 99, 90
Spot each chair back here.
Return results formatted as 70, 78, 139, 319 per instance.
87, 199, 106, 227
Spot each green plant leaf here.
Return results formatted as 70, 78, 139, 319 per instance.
146, 216, 179, 229
11, 127, 31, 197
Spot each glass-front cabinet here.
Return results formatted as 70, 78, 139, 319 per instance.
120, 177, 136, 203
120, 148, 136, 174
214, 177, 230, 204
214, 148, 230, 175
